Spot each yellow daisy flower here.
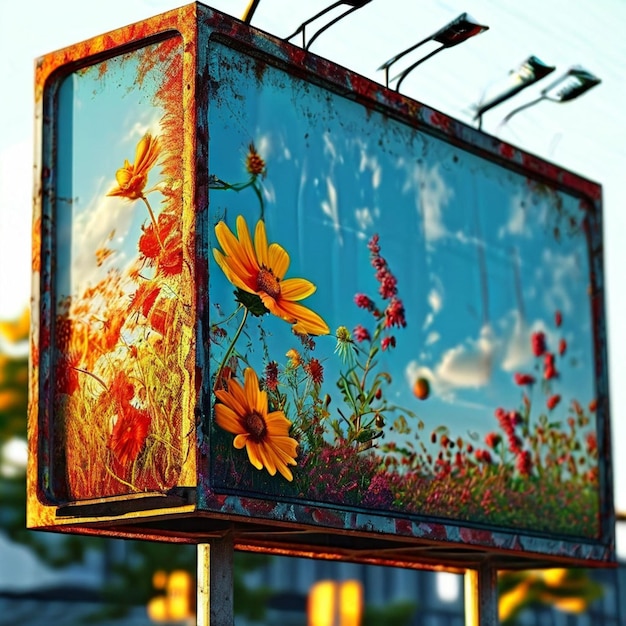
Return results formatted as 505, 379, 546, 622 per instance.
215, 368, 298, 481
213, 215, 330, 335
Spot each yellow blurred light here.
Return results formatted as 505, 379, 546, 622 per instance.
339, 580, 363, 626
148, 570, 193, 623
542, 568, 568, 586
308, 579, 363, 626
147, 596, 168, 622
0, 308, 29, 343
552, 597, 587, 613
167, 570, 193, 621
152, 569, 168, 589
498, 578, 533, 621
308, 580, 337, 626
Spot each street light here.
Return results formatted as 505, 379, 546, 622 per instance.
379, 13, 488, 92
473, 56, 556, 129
500, 66, 601, 125
284, 0, 373, 51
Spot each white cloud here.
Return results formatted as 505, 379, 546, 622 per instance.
321, 175, 343, 244
435, 324, 495, 389
406, 324, 497, 400
355, 206, 374, 231
425, 331, 440, 346
428, 288, 442, 313
418, 164, 452, 243
500, 309, 531, 372
539, 248, 582, 316
498, 190, 530, 239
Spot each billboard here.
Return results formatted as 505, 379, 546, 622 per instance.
28, 3, 614, 568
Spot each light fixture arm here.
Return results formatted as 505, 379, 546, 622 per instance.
378, 13, 488, 92
392, 45, 444, 92
242, 0, 262, 24
378, 33, 435, 88
284, 1, 372, 51
499, 95, 546, 125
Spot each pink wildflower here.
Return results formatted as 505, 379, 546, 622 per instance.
353, 324, 371, 343
384, 296, 406, 328
381, 336, 396, 351
354, 293, 375, 311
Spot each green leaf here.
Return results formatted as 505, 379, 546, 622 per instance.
234, 289, 269, 317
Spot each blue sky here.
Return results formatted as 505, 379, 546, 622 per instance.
1, 0, 625, 549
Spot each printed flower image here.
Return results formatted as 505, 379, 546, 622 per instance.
107, 133, 160, 200
213, 215, 330, 336
215, 367, 298, 481
49, 36, 189, 499
205, 76, 602, 538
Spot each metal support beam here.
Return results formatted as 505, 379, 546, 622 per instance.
197, 535, 235, 626
464, 563, 498, 626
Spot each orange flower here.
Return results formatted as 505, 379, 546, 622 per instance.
109, 405, 151, 465
213, 215, 330, 335
107, 133, 160, 200
214, 367, 298, 480
108, 372, 151, 465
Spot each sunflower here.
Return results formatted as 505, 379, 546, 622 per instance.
107, 133, 160, 200
214, 367, 298, 480
213, 215, 329, 335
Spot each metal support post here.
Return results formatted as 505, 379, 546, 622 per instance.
464, 562, 498, 626
197, 534, 235, 626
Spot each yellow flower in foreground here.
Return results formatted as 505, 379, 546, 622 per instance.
215, 368, 298, 480
213, 215, 330, 335
107, 133, 160, 200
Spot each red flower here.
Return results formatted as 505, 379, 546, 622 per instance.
353, 324, 371, 342
586, 432, 597, 454
381, 336, 396, 351
354, 293, 375, 311
514, 372, 536, 386
378, 270, 398, 300
109, 405, 151, 465
544, 352, 558, 380
558, 338, 567, 356
531, 331, 546, 357
305, 357, 324, 385
384, 296, 406, 328
475, 449, 492, 464
367, 234, 381, 255
485, 432, 501, 449
516, 450, 532, 476
264, 361, 279, 391
546, 394, 561, 410
555, 310, 562, 327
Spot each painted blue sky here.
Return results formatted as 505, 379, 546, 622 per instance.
206, 40, 594, 450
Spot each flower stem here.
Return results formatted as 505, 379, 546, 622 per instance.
213, 306, 248, 391
72, 367, 108, 391
141, 195, 165, 250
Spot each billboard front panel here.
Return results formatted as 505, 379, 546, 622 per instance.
204, 40, 602, 541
